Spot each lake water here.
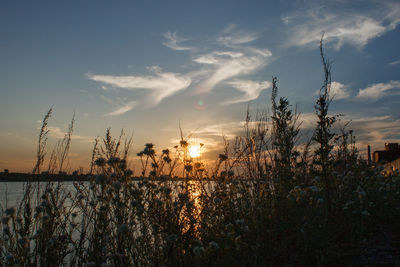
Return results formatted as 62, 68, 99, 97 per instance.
0, 181, 78, 210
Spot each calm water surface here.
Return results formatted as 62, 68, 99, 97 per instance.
0, 182, 78, 209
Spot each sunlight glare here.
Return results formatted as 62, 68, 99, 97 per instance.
189, 145, 201, 158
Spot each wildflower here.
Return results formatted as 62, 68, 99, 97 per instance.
218, 154, 228, 161
117, 224, 129, 235
225, 223, 233, 230
309, 186, 320, 192
361, 210, 370, 216
234, 235, 242, 244
3, 225, 10, 235
40, 200, 48, 208
213, 197, 222, 205
151, 162, 158, 169
107, 157, 121, 164
180, 140, 188, 147
356, 185, 366, 198
42, 215, 50, 222
2, 216, 9, 224
144, 147, 155, 156
34, 206, 43, 214
235, 219, 244, 225
193, 239, 203, 246
163, 156, 172, 163
184, 164, 193, 172
95, 157, 106, 167
118, 159, 127, 169
18, 237, 29, 248
131, 200, 138, 207
186, 201, 194, 209
208, 241, 219, 251
112, 181, 122, 191
5, 207, 16, 217
193, 246, 205, 256
178, 193, 189, 202
124, 169, 133, 176
167, 234, 178, 243
145, 143, 154, 149
154, 198, 163, 206
163, 186, 172, 196
95, 174, 105, 184
159, 175, 168, 181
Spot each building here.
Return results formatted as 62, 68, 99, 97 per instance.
372, 143, 400, 173
373, 143, 400, 163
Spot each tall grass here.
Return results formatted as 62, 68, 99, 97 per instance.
1, 41, 400, 266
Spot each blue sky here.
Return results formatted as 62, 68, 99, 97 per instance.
1, 0, 400, 172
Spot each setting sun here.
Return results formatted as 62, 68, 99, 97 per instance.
189, 145, 201, 158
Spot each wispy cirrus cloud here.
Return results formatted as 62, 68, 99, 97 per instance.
163, 31, 193, 51
194, 48, 272, 94
224, 80, 271, 105
105, 101, 137, 116
47, 126, 93, 143
388, 59, 400, 66
89, 27, 272, 111
217, 24, 259, 47
192, 26, 272, 94
356, 80, 400, 100
88, 66, 192, 106
284, 1, 400, 49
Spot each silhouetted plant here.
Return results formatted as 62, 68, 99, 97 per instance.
270, 76, 300, 195
312, 36, 338, 211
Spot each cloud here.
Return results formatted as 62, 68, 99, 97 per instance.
194, 48, 272, 94
192, 121, 245, 139
163, 31, 192, 51
296, 112, 400, 159
356, 80, 400, 100
329, 81, 350, 100
189, 26, 273, 94
314, 81, 350, 100
217, 24, 259, 47
388, 59, 400, 66
105, 101, 137, 116
88, 67, 192, 105
217, 32, 258, 47
340, 115, 400, 153
284, 2, 400, 49
47, 126, 93, 143
89, 26, 272, 108
224, 80, 271, 105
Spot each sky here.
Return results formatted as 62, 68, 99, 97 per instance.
1, 0, 400, 173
